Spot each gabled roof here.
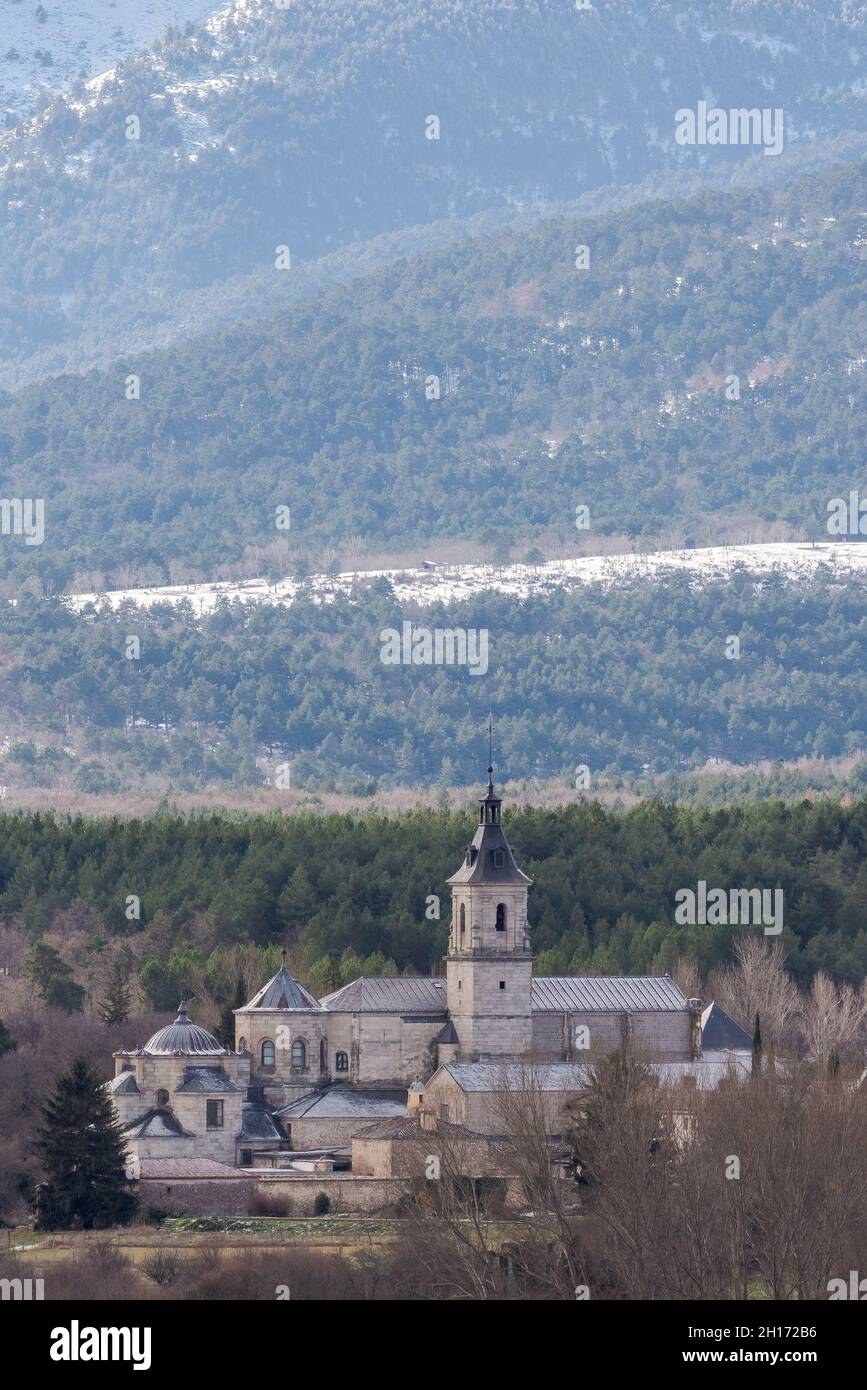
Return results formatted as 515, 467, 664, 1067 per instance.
700, 1001, 753, 1052
531, 975, 688, 1013
175, 1066, 241, 1094
240, 1102, 283, 1141
320, 976, 447, 1013
122, 1108, 194, 1139
274, 1087, 408, 1120
106, 1071, 139, 1094
238, 964, 322, 1013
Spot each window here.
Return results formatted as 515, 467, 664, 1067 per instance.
206, 1100, 224, 1129
457, 979, 462, 990
335, 1051, 349, 1072
291, 1039, 307, 1069
459, 903, 466, 936
260, 1039, 276, 1070
240, 1149, 252, 1167
155, 1088, 169, 1106
440, 1104, 450, 1121
320, 1039, 327, 1072
492, 848, 505, 868
499, 980, 506, 990
495, 903, 506, 932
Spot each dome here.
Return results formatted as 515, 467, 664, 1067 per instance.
143, 1002, 225, 1056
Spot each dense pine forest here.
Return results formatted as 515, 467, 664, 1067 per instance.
2, 571, 867, 794
2, 798, 867, 1003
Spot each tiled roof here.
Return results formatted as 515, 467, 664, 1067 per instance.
239, 965, 322, 1013
275, 1087, 408, 1120
138, 1158, 246, 1180
320, 976, 447, 1013
531, 975, 688, 1013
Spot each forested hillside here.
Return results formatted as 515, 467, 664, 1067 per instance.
2, 571, 867, 795
1, 157, 866, 594
1, 0, 864, 383
2, 798, 867, 993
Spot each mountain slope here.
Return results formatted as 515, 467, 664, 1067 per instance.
2, 0, 865, 383
0, 156, 864, 593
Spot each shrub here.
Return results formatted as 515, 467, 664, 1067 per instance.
313, 1192, 331, 1216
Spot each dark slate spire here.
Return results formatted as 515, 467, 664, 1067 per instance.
446, 767, 532, 887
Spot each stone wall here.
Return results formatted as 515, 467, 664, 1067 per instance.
137, 1177, 255, 1217
531, 1009, 693, 1062
254, 1173, 406, 1214
324, 1012, 442, 1085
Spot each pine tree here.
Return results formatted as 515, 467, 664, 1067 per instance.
98, 948, 133, 1026
0, 1016, 16, 1055
25, 941, 85, 1013
35, 1058, 137, 1230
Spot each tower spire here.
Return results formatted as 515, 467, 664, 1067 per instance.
487, 713, 494, 792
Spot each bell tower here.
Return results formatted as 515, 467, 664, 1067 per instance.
445, 766, 533, 1059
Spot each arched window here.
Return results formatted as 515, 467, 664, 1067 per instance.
238, 1036, 247, 1053
156, 1088, 169, 1106
459, 903, 466, 941
319, 1039, 327, 1073
336, 1051, 349, 1072
261, 1039, 275, 1069
496, 903, 507, 932
291, 1039, 306, 1069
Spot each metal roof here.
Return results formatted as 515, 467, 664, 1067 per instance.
238, 965, 323, 1013
653, 1059, 751, 1088
531, 975, 688, 1013
142, 1002, 225, 1056
440, 1062, 591, 1093
274, 1087, 408, 1120
320, 976, 447, 1013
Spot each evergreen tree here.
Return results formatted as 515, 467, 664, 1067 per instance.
98, 947, 133, 1026
25, 941, 85, 1014
35, 1058, 137, 1230
0, 1016, 16, 1055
